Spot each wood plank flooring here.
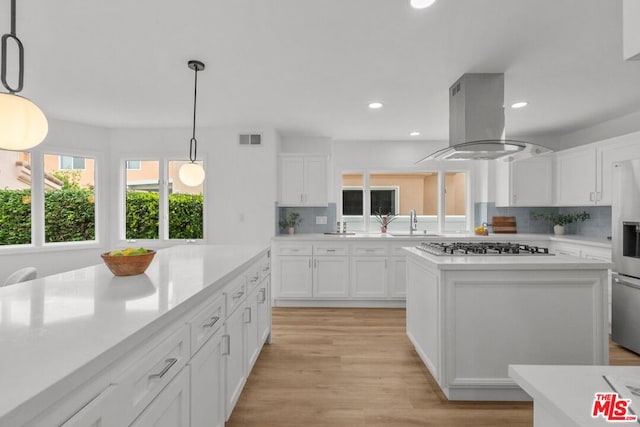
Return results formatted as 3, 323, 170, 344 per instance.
226, 308, 640, 427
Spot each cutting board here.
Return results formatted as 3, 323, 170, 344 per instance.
491, 216, 517, 234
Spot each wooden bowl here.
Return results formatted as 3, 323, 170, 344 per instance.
101, 250, 156, 276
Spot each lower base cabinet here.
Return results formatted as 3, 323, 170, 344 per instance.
189, 329, 225, 427
224, 303, 247, 420
59, 385, 120, 427
257, 279, 271, 343
130, 366, 190, 427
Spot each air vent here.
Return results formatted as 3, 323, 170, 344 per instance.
239, 134, 262, 145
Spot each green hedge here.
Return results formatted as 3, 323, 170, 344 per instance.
0, 189, 203, 245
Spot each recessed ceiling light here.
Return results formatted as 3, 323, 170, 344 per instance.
368, 102, 383, 109
511, 101, 528, 109
409, 131, 421, 136
410, 0, 437, 9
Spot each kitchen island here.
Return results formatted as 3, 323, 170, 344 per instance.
405, 246, 611, 401
0, 244, 271, 427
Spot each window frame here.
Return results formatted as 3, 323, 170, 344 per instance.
119, 157, 206, 244
339, 167, 473, 234
0, 147, 103, 253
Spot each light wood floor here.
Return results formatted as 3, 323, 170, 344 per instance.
226, 308, 640, 427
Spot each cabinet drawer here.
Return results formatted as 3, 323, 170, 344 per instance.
189, 294, 225, 356
352, 246, 388, 256
116, 325, 189, 425
260, 259, 271, 281
276, 244, 312, 256
225, 276, 247, 316
582, 246, 612, 262
314, 245, 349, 256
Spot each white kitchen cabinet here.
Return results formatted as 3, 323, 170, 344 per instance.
276, 255, 313, 298
624, 0, 640, 60
351, 256, 388, 298
245, 286, 261, 371
596, 135, 640, 205
314, 256, 350, 298
555, 145, 598, 206
388, 256, 407, 298
278, 155, 328, 206
189, 328, 225, 427
257, 279, 271, 344
130, 367, 190, 427
495, 154, 553, 207
224, 302, 246, 421
59, 385, 120, 427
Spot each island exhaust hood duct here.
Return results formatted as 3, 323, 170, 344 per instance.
419, 73, 551, 161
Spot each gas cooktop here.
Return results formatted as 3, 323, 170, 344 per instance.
416, 241, 553, 256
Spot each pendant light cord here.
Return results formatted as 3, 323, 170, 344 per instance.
1, 0, 24, 94
189, 67, 199, 163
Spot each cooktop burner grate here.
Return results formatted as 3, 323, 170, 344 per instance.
416, 241, 553, 256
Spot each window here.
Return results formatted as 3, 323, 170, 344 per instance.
125, 160, 160, 239
0, 151, 32, 245
59, 156, 86, 170
126, 160, 141, 170
44, 154, 96, 243
341, 171, 469, 233
123, 159, 204, 241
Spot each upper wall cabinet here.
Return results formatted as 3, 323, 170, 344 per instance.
624, 0, 640, 60
495, 154, 553, 207
278, 155, 328, 206
555, 145, 598, 206
555, 135, 640, 206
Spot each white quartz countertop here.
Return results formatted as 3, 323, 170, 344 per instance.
509, 364, 640, 427
273, 233, 612, 248
0, 244, 268, 424
403, 247, 612, 270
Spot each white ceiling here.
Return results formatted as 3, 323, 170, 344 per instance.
4, 0, 640, 142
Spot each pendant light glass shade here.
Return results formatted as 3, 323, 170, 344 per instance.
179, 161, 205, 187
0, 93, 48, 151
1, 0, 48, 151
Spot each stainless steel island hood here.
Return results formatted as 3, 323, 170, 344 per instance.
420, 73, 551, 161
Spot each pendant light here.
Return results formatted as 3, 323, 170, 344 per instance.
178, 60, 206, 187
0, 0, 48, 151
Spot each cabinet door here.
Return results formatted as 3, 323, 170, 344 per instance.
189, 331, 224, 427
279, 157, 305, 205
511, 155, 553, 206
555, 147, 597, 206
388, 256, 407, 298
277, 256, 313, 298
314, 256, 350, 298
245, 288, 261, 371
130, 367, 190, 427
303, 157, 327, 206
60, 385, 120, 427
598, 137, 640, 205
257, 280, 272, 344
224, 305, 246, 420
350, 256, 387, 298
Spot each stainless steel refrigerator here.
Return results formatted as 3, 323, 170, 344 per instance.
612, 159, 640, 354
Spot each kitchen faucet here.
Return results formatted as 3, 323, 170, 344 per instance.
410, 208, 418, 233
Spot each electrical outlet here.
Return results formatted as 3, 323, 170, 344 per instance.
316, 216, 327, 225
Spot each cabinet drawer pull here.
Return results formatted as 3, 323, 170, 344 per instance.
259, 288, 266, 303
262, 266, 270, 272
245, 307, 252, 323
365, 249, 376, 253
202, 316, 220, 329
148, 358, 177, 380
250, 274, 259, 282
232, 291, 244, 299
326, 249, 336, 252
222, 335, 230, 356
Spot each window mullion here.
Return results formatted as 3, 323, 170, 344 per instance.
363, 172, 371, 231
437, 171, 445, 233
159, 160, 169, 240
31, 151, 44, 246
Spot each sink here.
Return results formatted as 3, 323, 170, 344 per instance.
388, 231, 439, 237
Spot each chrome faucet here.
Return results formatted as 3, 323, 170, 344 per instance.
409, 208, 418, 233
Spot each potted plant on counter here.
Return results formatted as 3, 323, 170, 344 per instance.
374, 210, 397, 233
279, 211, 302, 235
531, 211, 591, 235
